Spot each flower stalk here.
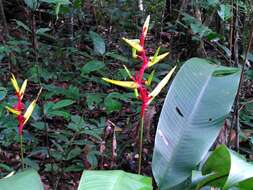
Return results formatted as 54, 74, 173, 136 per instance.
138, 116, 144, 174
20, 134, 24, 169
102, 16, 176, 174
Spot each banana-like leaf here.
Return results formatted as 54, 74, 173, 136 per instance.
77, 170, 152, 190
0, 169, 44, 190
199, 145, 253, 189
152, 58, 241, 189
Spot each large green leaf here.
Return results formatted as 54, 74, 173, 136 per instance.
152, 58, 241, 189
0, 169, 43, 190
81, 60, 105, 74
198, 145, 253, 189
89, 31, 106, 55
77, 170, 152, 190
218, 4, 232, 21
52, 99, 74, 109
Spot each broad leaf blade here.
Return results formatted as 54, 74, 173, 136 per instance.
0, 169, 43, 190
218, 4, 232, 21
81, 60, 105, 74
201, 145, 253, 190
77, 170, 152, 190
52, 99, 74, 109
152, 58, 240, 189
89, 31, 106, 55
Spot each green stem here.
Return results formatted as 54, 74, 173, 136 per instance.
138, 116, 144, 174
20, 134, 24, 170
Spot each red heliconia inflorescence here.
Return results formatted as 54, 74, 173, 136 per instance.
102, 15, 176, 118
134, 24, 152, 117
5, 74, 42, 136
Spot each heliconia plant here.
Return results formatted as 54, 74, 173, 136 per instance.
5, 74, 42, 169
102, 15, 176, 174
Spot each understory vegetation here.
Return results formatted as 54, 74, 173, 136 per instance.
0, 0, 253, 190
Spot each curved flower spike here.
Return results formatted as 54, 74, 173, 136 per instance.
148, 66, 176, 104
102, 78, 138, 89
148, 52, 170, 68
122, 38, 143, 52
142, 15, 150, 39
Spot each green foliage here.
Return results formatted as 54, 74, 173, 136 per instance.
81, 60, 105, 74
182, 13, 222, 41
77, 170, 153, 190
0, 169, 44, 190
85, 93, 103, 110
0, 87, 7, 101
44, 99, 74, 119
218, 4, 232, 21
104, 94, 122, 113
24, 0, 39, 10
152, 58, 241, 189
89, 31, 106, 55
41, 0, 70, 3
1, 0, 253, 189
240, 101, 253, 127
196, 145, 253, 189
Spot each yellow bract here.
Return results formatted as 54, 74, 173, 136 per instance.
23, 100, 36, 125
102, 78, 138, 89
132, 47, 138, 58
134, 88, 139, 98
5, 106, 21, 115
142, 15, 150, 38
5, 87, 42, 126
22, 88, 42, 125
11, 74, 20, 93
20, 79, 28, 99
10, 74, 28, 99
148, 52, 170, 67
148, 66, 176, 104
122, 38, 143, 52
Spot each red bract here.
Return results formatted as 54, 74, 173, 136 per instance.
132, 26, 153, 118
15, 92, 26, 135
14, 93, 24, 111
17, 115, 25, 135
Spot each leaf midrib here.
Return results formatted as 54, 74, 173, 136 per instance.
111, 171, 124, 190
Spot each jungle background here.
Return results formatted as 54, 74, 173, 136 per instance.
1, 0, 253, 189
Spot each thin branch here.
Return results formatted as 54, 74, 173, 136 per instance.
228, 24, 253, 149
0, 0, 8, 35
